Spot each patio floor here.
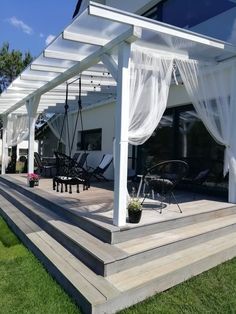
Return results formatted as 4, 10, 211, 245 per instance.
4, 174, 232, 232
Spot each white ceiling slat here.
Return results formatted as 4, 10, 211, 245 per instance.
20, 74, 53, 82
31, 64, 67, 73
44, 50, 83, 62
63, 30, 108, 46
30, 64, 113, 78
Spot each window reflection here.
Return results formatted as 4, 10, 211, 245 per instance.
138, 105, 227, 193
145, 0, 236, 29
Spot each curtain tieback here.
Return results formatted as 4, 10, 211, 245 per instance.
172, 64, 179, 85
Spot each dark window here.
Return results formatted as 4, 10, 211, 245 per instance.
137, 105, 226, 193
144, 0, 236, 29
19, 148, 28, 156
77, 128, 102, 151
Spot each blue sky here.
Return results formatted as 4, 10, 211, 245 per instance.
0, 0, 78, 57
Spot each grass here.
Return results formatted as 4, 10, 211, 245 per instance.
120, 258, 236, 314
0, 217, 81, 314
1, 216, 236, 314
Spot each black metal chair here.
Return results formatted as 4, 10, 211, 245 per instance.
142, 160, 189, 213
34, 152, 56, 177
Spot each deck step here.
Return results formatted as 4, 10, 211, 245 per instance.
0, 182, 127, 276
0, 175, 115, 243
0, 181, 236, 276
113, 214, 236, 271
1, 182, 236, 312
0, 194, 120, 314
107, 233, 236, 309
1, 175, 235, 245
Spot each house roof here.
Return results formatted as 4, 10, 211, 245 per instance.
72, 0, 83, 18
1, 1, 236, 115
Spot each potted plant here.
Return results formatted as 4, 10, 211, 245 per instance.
127, 198, 143, 223
27, 173, 39, 188
127, 188, 143, 223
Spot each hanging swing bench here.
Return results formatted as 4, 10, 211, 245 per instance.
53, 76, 90, 194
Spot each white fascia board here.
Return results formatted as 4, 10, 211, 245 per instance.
63, 30, 108, 46
88, 1, 236, 53
4, 26, 140, 115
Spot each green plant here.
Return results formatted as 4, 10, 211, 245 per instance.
127, 187, 143, 212
127, 198, 142, 212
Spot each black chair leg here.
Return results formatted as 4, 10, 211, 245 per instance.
171, 191, 182, 213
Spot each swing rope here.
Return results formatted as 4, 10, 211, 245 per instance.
57, 75, 86, 159
57, 83, 69, 153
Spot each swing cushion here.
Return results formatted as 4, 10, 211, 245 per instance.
54, 176, 85, 185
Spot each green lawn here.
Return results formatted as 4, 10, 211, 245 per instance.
0, 217, 80, 314
1, 216, 236, 314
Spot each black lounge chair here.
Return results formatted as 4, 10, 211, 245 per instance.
34, 152, 56, 177
85, 154, 113, 183
142, 160, 189, 213
72, 152, 80, 162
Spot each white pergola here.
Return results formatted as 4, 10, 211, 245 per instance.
1, 1, 236, 226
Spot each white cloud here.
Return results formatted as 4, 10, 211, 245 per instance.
45, 34, 56, 46
7, 16, 33, 35
39, 33, 44, 38
228, 18, 236, 44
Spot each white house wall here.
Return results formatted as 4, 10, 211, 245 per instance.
16, 140, 38, 160
76, 102, 115, 179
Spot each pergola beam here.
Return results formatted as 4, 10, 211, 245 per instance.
101, 53, 118, 82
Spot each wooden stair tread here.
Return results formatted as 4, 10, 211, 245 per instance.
108, 232, 236, 291
0, 195, 119, 303
0, 183, 126, 263
116, 214, 236, 254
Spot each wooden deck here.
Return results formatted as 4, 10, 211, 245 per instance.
0, 173, 236, 313
3, 174, 231, 231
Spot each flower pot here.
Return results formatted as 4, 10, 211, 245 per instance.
128, 209, 142, 223
29, 181, 35, 188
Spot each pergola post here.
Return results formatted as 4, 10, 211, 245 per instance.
1, 115, 8, 175
26, 96, 40, 174
113, 42, 131, 227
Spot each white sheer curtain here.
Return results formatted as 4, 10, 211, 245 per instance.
47, 112, 79, 153
7, 114, 29, 146
176, 58, 236, 202
47, 114, 66, 145
128, 47, 174, 145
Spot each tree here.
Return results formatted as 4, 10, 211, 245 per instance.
0, 42, 33, 173
0, 42, 33, 93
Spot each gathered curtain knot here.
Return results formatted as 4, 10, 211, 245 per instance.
172, 63, 179, 86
